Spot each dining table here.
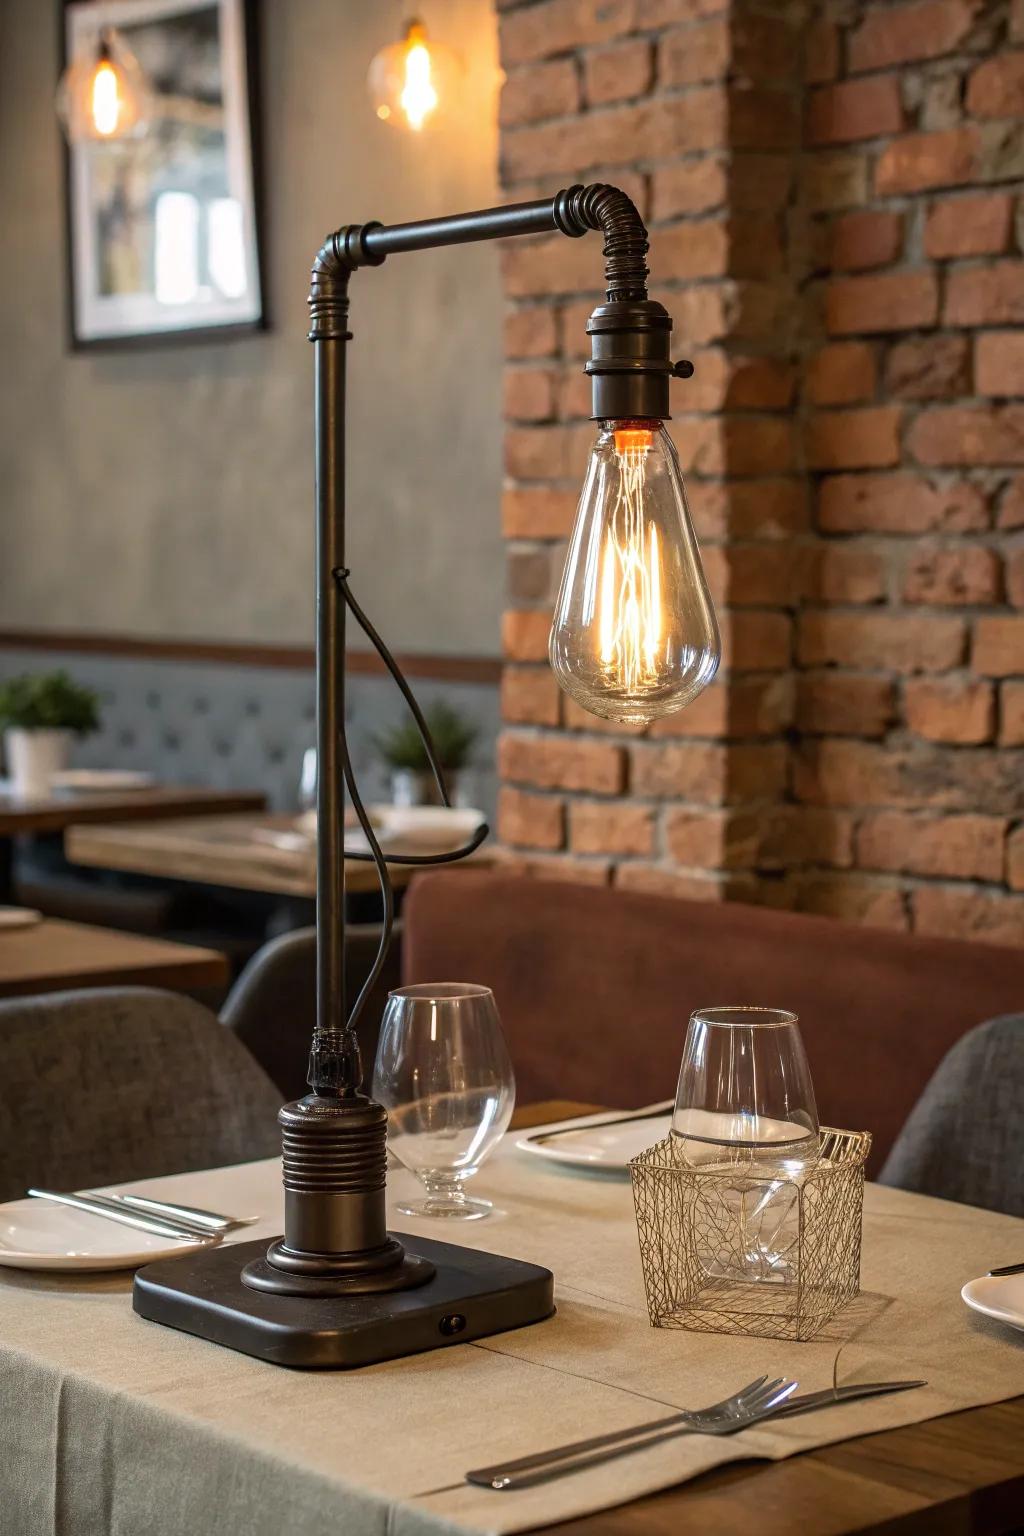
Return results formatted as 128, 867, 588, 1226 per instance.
65, 811, 491, 899
0, 915, 229, 998
0, 784, 266, 902
1, 1100, 1021, 1536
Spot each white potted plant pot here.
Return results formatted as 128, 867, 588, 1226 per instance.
4, 728, 73, 799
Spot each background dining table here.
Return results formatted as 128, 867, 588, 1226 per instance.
0, 785, 266, 901
65, 812, 492, 899
0, 916, 229, 997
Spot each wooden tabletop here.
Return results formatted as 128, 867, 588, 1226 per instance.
0, 785, 265, 837
66, 813, 489, 898
521, 1101, 1024, 1536
0, 917, 228, 997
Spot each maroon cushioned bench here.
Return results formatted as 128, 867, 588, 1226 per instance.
403, 871, 1024, 1175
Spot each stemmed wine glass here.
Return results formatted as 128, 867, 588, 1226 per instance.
671, 1006, 820, 1282
372, 983, 515, 1220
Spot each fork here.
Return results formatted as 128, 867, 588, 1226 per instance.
466, 1376, 797, 1490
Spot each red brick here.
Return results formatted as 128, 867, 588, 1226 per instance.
884, 335, 970, 400
722, 415, 796, 474
729, 87, 801, 151
570, 801, 655, 856
760, 807, 856, 870
805, 20, 840, 83
504, 306, 558, 359
493, 850, 613, 887
829, 209, 904, 271
966, 51, 1024, 118
500, 0, 634, 66
849, 1, 983, 72
1013, 0, 1024, 42
802, 151, 869, 210
856, 812, 1005, 881
504, 368, 556, 421
720, 610, 792, 671
909, 406, 1024, 466
500, 59, 579, 126
875, 127, 981, 194
945, 263, 1024, 325
974, 616, 1024, 675
805, 406, 902, 470
902, 545, 1001, 605
804, 544, 887, 603
664, 807, 730, 868
818, 473, 989, 534
797, 612, 965, 671
724, 356, 797, 410
505, 424, 588, 479
497, 786, 564, 850
923, 193, 1013, 258
499, 731, 624, 794
502, 488, 577, 539
733, 12, 801, 82
1001, 680, 1024, 743
794, 738, 1024, 813
501, 91, 728, 181
794, 875, 908, 931
631, 740, 729, 802
650, 158, 727, 219
1007, 549, 1024, 607
613, 865, 730, 901
502, 609, 552, 662
904, 675, 996, 743
999, 477, 1024, 529
502, 236, 605, 299
913, 886, 1024, 946
507, 545, 556, 602
654, 219, 730, 281
563, 699, 647, 737
584, 39, 652, 106
660, 18, 730, 86
826, 271, 939, 334
807, 342, 877, 405
501, 666, 562, 727
795, 673, 895, 738
808, 75, 903, 145
650, 675, 794, 740
731, 154, 795, 212
976, 332, 1024, 397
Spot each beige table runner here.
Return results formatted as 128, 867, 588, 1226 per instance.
2, 1132, 1023, 1536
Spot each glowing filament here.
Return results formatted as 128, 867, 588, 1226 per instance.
91, 60, 121, 136
401, 42, 438, 130
596, 433, 664, 694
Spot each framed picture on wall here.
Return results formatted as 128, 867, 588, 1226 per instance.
61, 0, 264, 347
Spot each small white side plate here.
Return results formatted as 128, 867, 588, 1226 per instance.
516, 1106, 674, 1173
0, 1198, 218, 1272
961, 1272, 1024, 1333
0, 907, 43, 930
50, 770, 156, 793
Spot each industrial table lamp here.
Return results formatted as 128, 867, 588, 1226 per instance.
134, 183, 720, 1367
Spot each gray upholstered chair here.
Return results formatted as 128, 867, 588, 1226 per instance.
0, 988, 283, 1205
878, 1014, 1024, 1217
221, 923, 401, 1101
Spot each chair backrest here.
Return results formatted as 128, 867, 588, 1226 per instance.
878, 1015, 1024, 1216
403, 872, 1024, 1175
0, 988, 283, 1204
221, 923, 401, 1100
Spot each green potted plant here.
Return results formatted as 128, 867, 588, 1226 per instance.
0, 671, 101, 799
371, 701, 478, 807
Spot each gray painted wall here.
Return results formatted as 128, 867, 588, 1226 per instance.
0, 0, 504, 658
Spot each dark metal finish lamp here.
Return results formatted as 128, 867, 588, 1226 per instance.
133, 183, 719, 1368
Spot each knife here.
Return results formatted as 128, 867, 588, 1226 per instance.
27, 1188, 218, 1243
989, 1261, 1024, 1277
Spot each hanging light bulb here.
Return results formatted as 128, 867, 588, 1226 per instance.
367, 18, 459, 131
550, 418, 720, 725
56, 27, 150, 143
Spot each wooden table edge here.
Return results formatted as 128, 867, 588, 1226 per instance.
516, 1102, 1024, 1536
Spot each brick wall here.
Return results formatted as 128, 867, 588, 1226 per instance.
496, 0, 1024, 944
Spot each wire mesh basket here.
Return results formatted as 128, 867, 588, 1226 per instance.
630, 1127, 872, 1342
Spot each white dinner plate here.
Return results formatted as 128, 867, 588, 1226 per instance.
294, 805, 485, 854
0, 906, 43, 930
50, 770, 156, 793
516, 1105, 674, 1173
961, 1271, 1024, 1333
0, 1197, 219, 1272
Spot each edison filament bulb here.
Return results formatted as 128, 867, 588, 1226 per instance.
55, 29, 149, 143
367, 19, 459, 132
550, 419, 720, 726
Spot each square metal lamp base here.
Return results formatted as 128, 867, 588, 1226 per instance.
133, 1234, 555, 1368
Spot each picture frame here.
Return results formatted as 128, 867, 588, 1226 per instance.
60, 0, 264, 349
